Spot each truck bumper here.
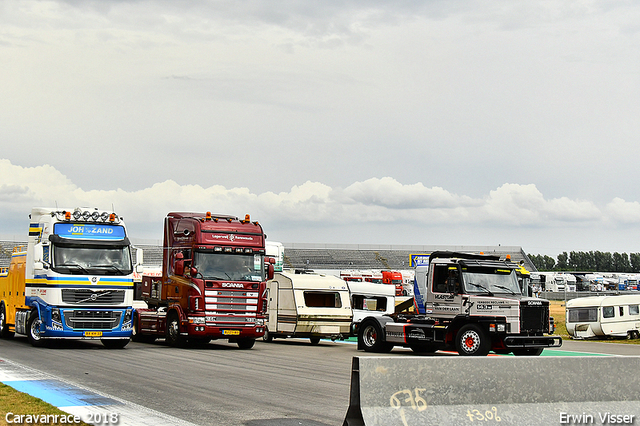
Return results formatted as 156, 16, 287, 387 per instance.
39, 306, 133, 339
503, 335, 562, 348
186, 323, 265, 339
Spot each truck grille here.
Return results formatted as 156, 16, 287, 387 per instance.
62, 289, 125, 305
520, 302, 548, 333
64, 310, 122, 330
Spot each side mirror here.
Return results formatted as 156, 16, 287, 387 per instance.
135, 247, 144, 273
34, 243, 47, 270
174, 253, 185, 276
267, 263, 274, 281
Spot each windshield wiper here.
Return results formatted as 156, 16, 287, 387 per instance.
467, 282, 494, 296
58, 263, 89, 274
93, 264, 126, 275
494, 285, 517, 295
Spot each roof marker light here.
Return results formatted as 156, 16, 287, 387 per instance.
206, 212, 212, 221
64, 211, 71, 220
109, 213, 116, 222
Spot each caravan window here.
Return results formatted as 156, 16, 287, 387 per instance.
630, 305, 639, 315
568, 308, 597, 323
352, 295, 387, 311
304, 292, 342, 308
602, 306, 615, 318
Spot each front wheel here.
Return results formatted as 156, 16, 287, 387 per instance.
27, 312, 46, 347
236, 338, 255, 349
165, 313, 186, 347
455, 324, 489, 356
101, 339, 130, 349
131, 314, 156, 343
262, 327, 273, 342
359, 321, 393, 353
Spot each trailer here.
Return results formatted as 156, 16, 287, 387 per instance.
263, 270, 352, 344
566, 294, 640, 340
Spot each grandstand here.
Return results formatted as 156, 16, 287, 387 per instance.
1, 240, 536, 272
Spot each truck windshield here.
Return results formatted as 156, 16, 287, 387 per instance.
462, 267, 520, 295
194, 251, 264, 282
52, 245, 133, 275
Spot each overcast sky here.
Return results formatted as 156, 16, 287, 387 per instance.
2, 1, 640, 257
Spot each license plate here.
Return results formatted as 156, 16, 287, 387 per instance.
222, 330, 240, 336
84, 331, 103, 337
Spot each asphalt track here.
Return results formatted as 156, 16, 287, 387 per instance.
0, 336, 638, 426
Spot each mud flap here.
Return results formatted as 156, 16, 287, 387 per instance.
343, 356, 640, 426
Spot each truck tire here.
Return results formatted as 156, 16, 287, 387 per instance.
512, 347, 544, 356
359, 320, 393, 353
131, 314, 156, 343
455, 324, 489, 356
263, 327, 273, 342
0, 304, 14, 339
165, 312, 186, 347
27, 312, 46, 347
236, 338, 255, 349
101, 339, 130, 349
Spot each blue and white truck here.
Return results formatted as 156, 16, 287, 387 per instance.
0, 207, 139, 348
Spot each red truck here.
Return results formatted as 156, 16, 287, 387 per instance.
133, 212, 272, 349
382, 270, 403, 296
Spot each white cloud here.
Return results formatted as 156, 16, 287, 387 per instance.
1, 159, 635, 255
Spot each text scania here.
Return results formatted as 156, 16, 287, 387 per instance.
5, 412, 82, 424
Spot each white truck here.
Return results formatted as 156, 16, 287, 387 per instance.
0, 207, 139, 348
566, 294, 640, 339
357, 251, 561, 356
265, 241, 285, 272
263, 270, 352, 344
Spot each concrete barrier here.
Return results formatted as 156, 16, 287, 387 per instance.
343, 356, 640, 426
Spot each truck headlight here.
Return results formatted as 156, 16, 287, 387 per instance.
51, 308, 61, 323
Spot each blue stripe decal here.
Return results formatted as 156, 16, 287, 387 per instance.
2, 379, 122, 407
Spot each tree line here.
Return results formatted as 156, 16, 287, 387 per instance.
529, 251, 640, 273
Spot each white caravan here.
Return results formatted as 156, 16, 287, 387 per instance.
566, 294, 640, 339
346, 281, 395, 336
263, 271, 352, 344
540, 272, 576, 292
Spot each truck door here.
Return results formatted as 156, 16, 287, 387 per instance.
266, 281, 278, 332
426, 263, 463, 319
